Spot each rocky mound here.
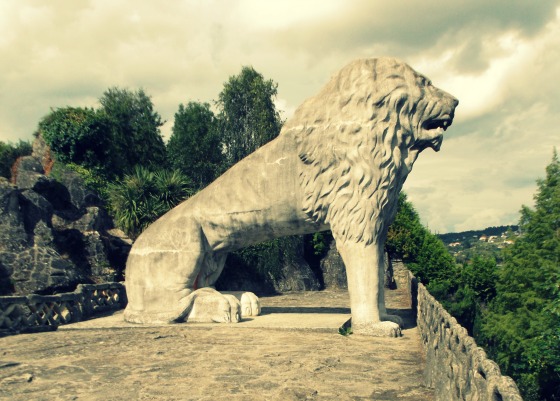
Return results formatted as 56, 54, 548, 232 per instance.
0, 137, 130, 295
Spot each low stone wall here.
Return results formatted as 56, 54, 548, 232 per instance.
416, 281, 523, 401
0, 282, 126, 334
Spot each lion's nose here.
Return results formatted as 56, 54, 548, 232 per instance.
452, 97, 459, 107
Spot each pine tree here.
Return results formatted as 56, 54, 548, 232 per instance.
481, 150, 560, 401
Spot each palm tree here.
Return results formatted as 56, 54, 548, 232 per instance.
107, 166, 194, 239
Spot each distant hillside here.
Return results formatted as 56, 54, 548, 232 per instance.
437, 225, 519, 265
438, 225, 519, 244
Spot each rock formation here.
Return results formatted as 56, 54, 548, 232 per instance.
0, 136, 131, 295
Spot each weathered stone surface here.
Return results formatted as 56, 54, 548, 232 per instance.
31, 133, 53, 172
0, 140, 131, 295
417, 281, 523, 401
124, 57, 458, 337
0, 178, 81, 294
52, 164, 101, 210
274, 258, 321, 292
12, 156, 44, 189
7, 247, 76, 295
320, 240, 348, 289
0, 288, 435, 401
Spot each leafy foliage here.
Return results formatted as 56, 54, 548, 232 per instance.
461, 255, 497, 303
167, 102, 223, 189
39, 107, 112, 172
39, 88, 167, 184
0, 140, 32, 179
55, 162, 112, 201
385, 193, 457, 286
216, 66, 283, 168
107, 166, 194, 239
480, 150, 560, 401
386, 193, 490, 333
386, 193, 425, 261
99, 87, 167, 174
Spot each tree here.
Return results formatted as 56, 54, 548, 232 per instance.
107, 166, 194, 239
386, 193, 426, 261
412, 231, 458, 286
0, 140, 32, 179
384, 193, 485, 331
215, 66, 283, 168
38, 88, 167, 182
99, 87, 167, 173
384, 192, 457, 286
461, 255, 497, 303
167, 102, 223, 189
38, 107, 113, 173
481, 150, 560, 401
214, 66, 293, 284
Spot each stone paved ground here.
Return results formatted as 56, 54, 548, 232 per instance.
0, 289, 433, 401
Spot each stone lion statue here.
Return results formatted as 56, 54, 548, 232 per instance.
124, 57, 458, 336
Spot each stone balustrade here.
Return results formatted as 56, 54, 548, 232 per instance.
390, 259, 523, 401
0, 283, 126, 334
416, 281, 523, 401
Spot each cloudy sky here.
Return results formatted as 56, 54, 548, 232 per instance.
1, 0, 559, 233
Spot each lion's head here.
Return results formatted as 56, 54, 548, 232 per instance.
283, 57, 458, 245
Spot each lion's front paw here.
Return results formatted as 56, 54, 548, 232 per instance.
186, 288, 241, 323
380, 313, 403, 328
352, 321, 402, 337
223, 291, 261, 317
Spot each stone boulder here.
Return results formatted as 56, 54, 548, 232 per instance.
319, 240, 348, 290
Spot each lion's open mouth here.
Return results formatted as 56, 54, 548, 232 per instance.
422, 117, 452, 132
419, 115, 454, 151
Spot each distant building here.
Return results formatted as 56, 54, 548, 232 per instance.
449, 242, 461, 247
479, 235, 488, 242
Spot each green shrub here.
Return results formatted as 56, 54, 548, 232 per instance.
107, 166, 194, 239
0, 140, 32, 179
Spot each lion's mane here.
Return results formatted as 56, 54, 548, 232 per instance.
283, 58, 433, 245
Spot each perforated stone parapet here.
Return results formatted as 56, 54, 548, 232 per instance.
0, 282, 126, 334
